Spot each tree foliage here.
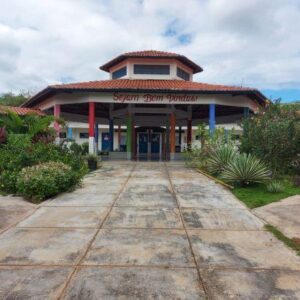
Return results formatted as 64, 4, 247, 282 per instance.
0, 111, 64, 144
240, 101, 300, 174
0, 92, 30, 107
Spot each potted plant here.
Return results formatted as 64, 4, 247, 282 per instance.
86, 154, 98, 171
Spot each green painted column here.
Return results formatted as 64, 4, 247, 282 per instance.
126, 114, 132, 160
165, 117, 170, 161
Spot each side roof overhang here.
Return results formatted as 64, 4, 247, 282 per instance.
22, 84, 268, 109
100, 53, 203, 74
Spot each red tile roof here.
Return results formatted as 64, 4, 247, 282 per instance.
50, 79, 257, 93
0, 105, 45, 116
100, 50, 203, 73
23, 79, 266, 107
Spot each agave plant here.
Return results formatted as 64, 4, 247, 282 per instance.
266, 181, 284, 193
221, 153, 270, 186
206, 145, 237, 175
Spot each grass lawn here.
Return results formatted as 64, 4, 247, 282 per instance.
232, 180, 300, 209
0, 190, 8, 196
265, 224, 300, 256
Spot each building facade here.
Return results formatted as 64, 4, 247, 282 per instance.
22, 50, 266, 160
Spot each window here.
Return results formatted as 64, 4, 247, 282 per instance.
112, 66, 127, 79
134, 64, 170, 75
177, 67, 190, 81
79, 132, 89, 139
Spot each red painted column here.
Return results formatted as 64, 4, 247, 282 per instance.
88, 102, 95, 154
187, 119, 192, 150
53, 104, 61, 134
53, 104, 61, 144
170, 113, 176, 159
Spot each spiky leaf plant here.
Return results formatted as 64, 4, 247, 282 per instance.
206, 145, 237, 175
266, 181, 284, 193
221, 153, 270, 186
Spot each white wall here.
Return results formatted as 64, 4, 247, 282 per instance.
60, 122, 241, 151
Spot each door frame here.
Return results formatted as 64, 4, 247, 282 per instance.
150, 132, 162, 156
137, 132, 148, 154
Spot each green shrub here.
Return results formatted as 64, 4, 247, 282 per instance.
221, 153, 270, 186
240, 101, 300, 174
206, 145, 237, 175
183, 147, 208, 169
69, 142, 83, 155
81, 142, 89, 155
266, 181, 284, 193
0, 136, 88, 194
16, 161, 81, 202
0, 170, 19, 193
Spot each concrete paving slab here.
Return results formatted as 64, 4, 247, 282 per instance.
105, 207, 183, 228
177, 191, 246, 209
63, 267, 205, 299
0, 266, 71, 299
174, 182, 232, 195
44, 192, 116, 207
0, 196, 35, 232
82, 181, 124, 194
253, 195, 300, 239
189, 230, 300, 270
124, 182, 172, 194
131, 168, 167, 178
17, 206, 109, 228
97, 166, 132, 177
202, 269, 300, 300
182, 207, 263, 230
126, 177, 171, 186
115, 190, 176, 207
0, 228, 96, 265
84, 229, 194, 267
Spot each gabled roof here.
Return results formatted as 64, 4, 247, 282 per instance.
100, 50, 203, 74
22, 79, 267, 107
0, 105, 45, 116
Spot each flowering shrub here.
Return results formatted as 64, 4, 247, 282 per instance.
240, 101, 300, 174
0, 135, 88, 194
16, 162, 81, 202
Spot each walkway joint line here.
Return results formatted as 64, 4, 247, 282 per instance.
57, 163, 137, 300
164, 163, 211, 300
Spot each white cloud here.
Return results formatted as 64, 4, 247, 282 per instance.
0, 0, 299, 93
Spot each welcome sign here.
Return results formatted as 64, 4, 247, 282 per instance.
113, 92, 199, 103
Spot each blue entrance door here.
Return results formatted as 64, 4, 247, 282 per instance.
151, 133, 160, 153
101, 133, 110, 151
138, 133, 148, 153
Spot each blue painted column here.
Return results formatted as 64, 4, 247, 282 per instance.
126, 114, 132, 160
244, 107, 250, 118
209, 104, 216, 136
94, 122, 99, 152
67, 127, 73, 139
109, 119, 114, 152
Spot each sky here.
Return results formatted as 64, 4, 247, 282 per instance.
0, 0, 300, 102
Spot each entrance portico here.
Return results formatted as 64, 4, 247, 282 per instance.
22, 50, 267, 159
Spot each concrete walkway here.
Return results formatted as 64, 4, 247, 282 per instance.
253, 195, 300, 240
0, 162, 300, 299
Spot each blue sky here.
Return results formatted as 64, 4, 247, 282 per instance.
0, 0, 300, 103
262, 89, 300, 103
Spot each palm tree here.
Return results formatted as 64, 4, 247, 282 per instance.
0, 111, 64, 142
